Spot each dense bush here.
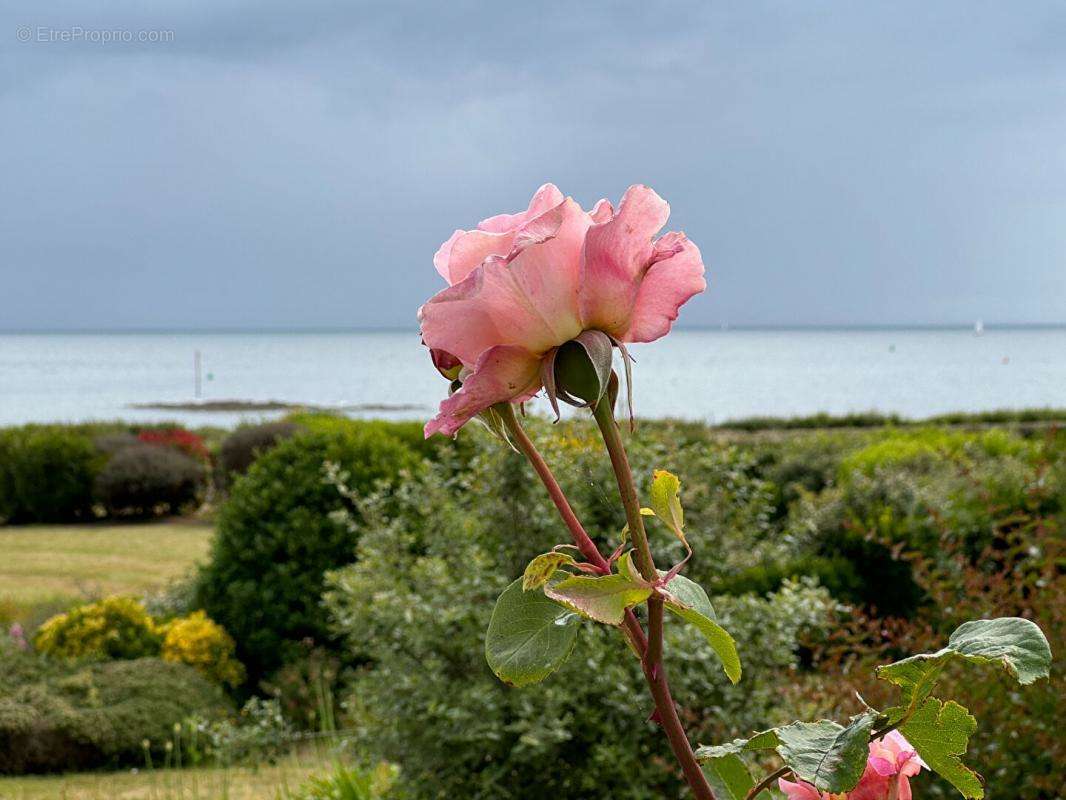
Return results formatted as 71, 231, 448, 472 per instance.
0, 425, 102, 523
288, 412, 470, 463
324, 463, 833, 800
0, 649, 228, 773
34, 596, 162, 661
197, 424, 422, 687
219, 420, 300, 479
161, 610, 245, 688
92, 430, 140, 456
93, 443, 205, 516
838, 427, 1033, 477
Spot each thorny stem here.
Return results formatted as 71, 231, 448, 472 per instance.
591, 395, 716, 800
498, 403, 712, 798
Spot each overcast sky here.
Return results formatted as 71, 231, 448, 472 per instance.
1, 1, 1064, 330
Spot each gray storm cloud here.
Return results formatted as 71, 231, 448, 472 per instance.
1, 1, 1064, 329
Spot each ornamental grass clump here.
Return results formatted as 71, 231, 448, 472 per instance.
416, 183, 1054, 800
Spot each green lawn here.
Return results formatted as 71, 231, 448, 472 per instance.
0, 750, 335, 800
0, 519, 213, 623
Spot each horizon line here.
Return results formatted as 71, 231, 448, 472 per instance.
0, 322, 1065, 335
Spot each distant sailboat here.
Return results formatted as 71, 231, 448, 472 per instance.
974, 319, 984, 336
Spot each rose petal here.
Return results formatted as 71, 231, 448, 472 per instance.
624, 232, 706, 343
424, 345, 541, 437
579, 184, 672, 338
777, 778, 823, 800
868, 754, 897, 777
433, 184, 567, 285
589, 198, 614, 223
433, 228, 514, 285
848, 764, 892, 800
477, 183, 564, 232
420, 198, 589, 364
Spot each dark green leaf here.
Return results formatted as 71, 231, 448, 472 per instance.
696, 729, 780, 761
774, 713, 877, 794
695, 729, 780, 759
877, 617, 1051, 713
485, 579, 580, 687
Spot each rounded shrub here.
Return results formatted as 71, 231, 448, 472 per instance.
0, 653, 228, 773
219, 420, 300, 479
197, 426, 421, 686
161, 611, 245, 688
34, 596, 162, 661
93, 443, 205, 517
92, 430, 139, 457
0, 425, 102, 524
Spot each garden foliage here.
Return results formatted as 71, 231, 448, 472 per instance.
196, 422, 423, 686
0, 646, 228, 773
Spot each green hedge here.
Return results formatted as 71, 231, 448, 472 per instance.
0, 425, 104, 523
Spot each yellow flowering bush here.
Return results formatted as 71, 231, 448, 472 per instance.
34, 596, 163, 660
161, 610, 245, 688
34, 597, 244, 689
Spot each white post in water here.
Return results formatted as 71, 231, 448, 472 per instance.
194, 350, 202, 400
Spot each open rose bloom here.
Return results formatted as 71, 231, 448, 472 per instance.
778, 731, 926, 800
419, 183, 706, 437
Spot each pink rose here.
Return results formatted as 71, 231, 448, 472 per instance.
850, 731, 925, 800
420, 183, 706, 437
778, 731, 925, 800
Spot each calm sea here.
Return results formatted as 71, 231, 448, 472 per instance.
1, 328, 1063, 428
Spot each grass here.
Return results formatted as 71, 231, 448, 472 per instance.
0, 518, 213, 624
0, 749, 334, 800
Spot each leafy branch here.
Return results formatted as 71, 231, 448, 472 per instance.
699, 616, 1052, 800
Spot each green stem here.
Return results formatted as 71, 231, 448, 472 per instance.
591, 395, 716, 800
